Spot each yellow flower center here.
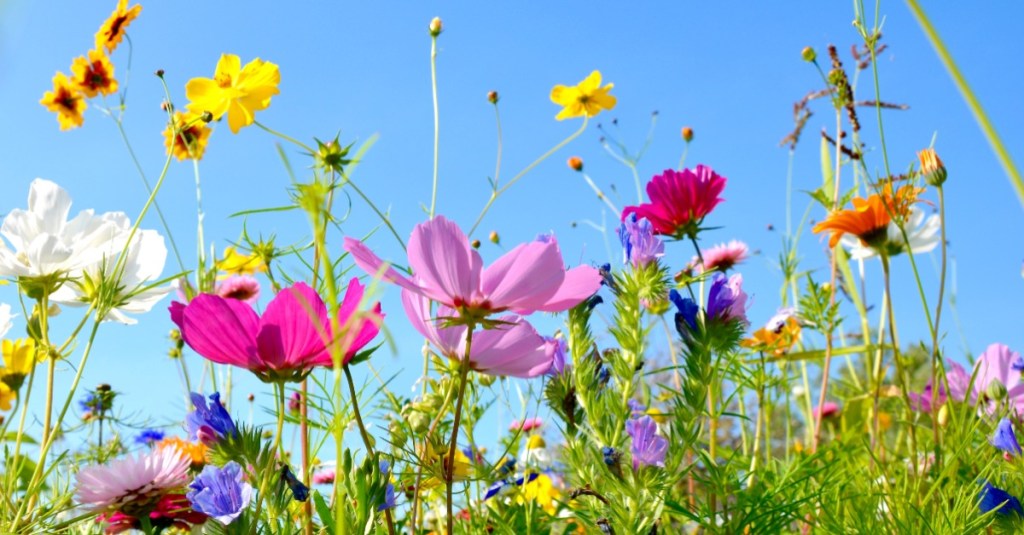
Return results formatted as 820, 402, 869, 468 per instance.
215, 73, 233, 89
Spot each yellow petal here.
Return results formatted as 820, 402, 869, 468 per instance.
226, 99, 253, 134
578, 70, 602, 92
214, 54, 241, 82
550, 84, 571, 105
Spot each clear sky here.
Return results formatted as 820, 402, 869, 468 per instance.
1, 2, 1022, 445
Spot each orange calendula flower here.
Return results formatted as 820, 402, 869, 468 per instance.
550, 70, 616, 121
163, 112, 212, 161
812, 194, 891, 249
186, 54, 280, 134
95, 0, 142, 53
741, 316, 802, 357
40, 72, 87, 130
157, 436, 208, 469
70, 49, 118, 98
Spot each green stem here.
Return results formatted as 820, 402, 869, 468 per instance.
255, 121, 315, 153
881, 254, 919, 481
446, 330, 474, 535
274, 381, 286, 458
930, 186, 949, 465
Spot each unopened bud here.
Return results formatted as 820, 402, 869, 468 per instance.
471, 239, 481, 249
801, 46, 817, 62
155, 69, 165, 78
487, 90, 499, 104
200, 111, 213, 123
97, 383, 111, 392
167, 347, 181, 359
937, 403, 949, 428
988, 380, 1008, 402
681, 126, 693, 143
489, 231, 500, 244
161, 101, 171, 112
247, 393, 255, 402
169, 329, 181, 342
567, 156, 583, 172
917, 148, 947, 187
428, 17, 443, 37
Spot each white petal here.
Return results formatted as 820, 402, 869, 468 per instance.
27, 178, 72, 236
0, 304, 12, 338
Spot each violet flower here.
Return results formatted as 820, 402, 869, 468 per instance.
626, 415, 668, 469
186, 461, 252, 525
993, 418, 1022, 456
186, 392, 237, 445
617, 214, 664, 268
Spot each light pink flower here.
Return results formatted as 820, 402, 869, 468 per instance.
691, 240, 748, 274
344, 216, 601, 317
170, 280, 383, 382
215, 275, 261, 304
402, 289, 555, 378
510, 417, 544, 433
621, 165, 726, 239
947, 343, 1024, 415
312, 470, 336, 485
76, 447, 190, 513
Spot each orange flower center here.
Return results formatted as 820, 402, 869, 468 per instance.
106, 15, 128, 41
215, 73, 233, 88
57, 89, 78, 111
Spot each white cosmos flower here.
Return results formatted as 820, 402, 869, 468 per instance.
0, 304, 12, 338
840, 206, 940, 260
52, 228, 173, 324
0, 179, 128, 281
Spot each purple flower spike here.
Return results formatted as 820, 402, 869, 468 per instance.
186, 392, 237, 445
617, 214, 664, 268
625, 415, 668, 469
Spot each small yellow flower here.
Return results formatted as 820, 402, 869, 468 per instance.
0, 383, 13, 411
550, 70, 616, 121
40, 72, 87, 131
95, 0, 142, 53
0, 339, 40, 392
423, 447, 471, 489
525, 435, 546, 449
517, 473, 560, 515
186, 54, 280, 134
216, 246, 266, 277
70, 49, 118, 98
163, 112, 212, 161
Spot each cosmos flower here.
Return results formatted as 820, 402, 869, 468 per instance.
186, 461, 253, 525
345, 216, 601, 318
186, 54, 281, 134
840, 206, 940, 260
690, 240, 748, 274
549, 70, 616, 120
215, 275, 260, 304
813, 184, 921, 250
171, 280, 382, 382
75, 446, 191, 514
618, 214, 664, 268
0, 338, 40, 393
312, 469, 336, 486
163, 112, 212, 161
622, 166, 727, 239
815, 402, 840, 420
70, 49, 118, 98
626, 415, 668, 469
950, 343, 1024, 415
40, 72, 87, 130
95, 0, 142, 53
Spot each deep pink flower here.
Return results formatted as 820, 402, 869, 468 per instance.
401, 290, 555, 378
510, 417, 544, 433
312, 469, 336, 485
343, 216, 601, 317
170, 280, 383, 382
621, 165, 726, 239
215, 275, 261, 304
99, 494, 207, 534
815, 401, 840, 420
691, 240, 748, 274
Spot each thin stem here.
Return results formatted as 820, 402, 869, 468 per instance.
881, 254, 919, 481
930, 186, 949, 465
905, 0, 1024, 207
274, 382, 286, 458
343, 364, 396, 535
343, 177, 407, 250
429, 34, 441, 218
677, 143, 690, 172
492, 103, 504, 187
580, 172, 620, 215
255, 121, 315, 153
446, 329, 474, 535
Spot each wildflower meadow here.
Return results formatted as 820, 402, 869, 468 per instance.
3, 1, 1024, 533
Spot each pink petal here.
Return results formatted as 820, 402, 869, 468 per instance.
176, 294, 261, 369
401, 289, 463, 357
481, 240, 564, 313
343, 237, 421, 294
255, 282, 331, 371
533, 265, 602, 313
406, 216, 483, 307
330, 278, 384, 364
470, 318, 554, 378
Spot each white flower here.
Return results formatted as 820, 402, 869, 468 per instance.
840, 206, 940, 260
0, 179, 127, 282
52, 228, 173, 324
0, 304, 12, 338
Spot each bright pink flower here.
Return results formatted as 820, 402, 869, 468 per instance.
170, 280, 383, 382
691, 240, 748, 274
401, 290, 555, 378
344, 216, 601, 317
312, 470, 336, 485
99, 494, 207, 534
621, 165, 726, 239
215, 275, 261, 304
510, 417, 544, 433
76, 447, 191, 514
815, 401, 840, 420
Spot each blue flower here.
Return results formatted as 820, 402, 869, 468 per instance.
979, 481, 1024, 517
993, 418, 1022, 456
669, 289, 699, 333
280, 464, 309, 502
134, 428, 166, 446
705, 273, 748, 326
187, 461, 253, 525
186, 392, 237, 445
618, 214, 664, 268
626, 415, 668, 469
1013, 355, 1024, 372
601, 446, 620, 466
377, 460, 396, 511
483, 472, 539, 501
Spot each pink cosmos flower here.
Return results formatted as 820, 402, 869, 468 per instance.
690, 240, 748, 274
621, 165, 727, 239
170, 280, 383, 382
215, 275, 260, 304
815, 401, 841, 420
945, 343, 1024, 415
510, 417, 544, 433
344, 216, 601, 317
76, 447, 190, 514
402, 290, 555, 378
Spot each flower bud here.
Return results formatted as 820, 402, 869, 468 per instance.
567, 156, 583, 172
937, 403, 950, 428
169, 329, 182, 342
489, 231, 500, 245
471, 239, 481, 249
487, 90, 499, 104
917, 148, 947, 187
988, 380, 1008, 402
429, 17, 443, 37
247, 393, 255, 402
155, 69, 165, 78
681, 126, 694, 143
200, 111, 213, 123
801, 46, 817, 62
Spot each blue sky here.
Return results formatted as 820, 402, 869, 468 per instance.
1, 1, 1022, 448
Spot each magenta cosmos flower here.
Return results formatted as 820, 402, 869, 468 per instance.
343, 216, 601, 319
621, 165, 727, 239
170, 280, 382, 382
76, 447, 191, 515
402, 290, 555, 378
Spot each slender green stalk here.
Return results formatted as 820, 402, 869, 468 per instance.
274, 382, 286, 457
881, 254, 919, 480
429, 33, 441, 218
255, 121, 315, 153
904, 0, 1024, 206
446, 330, 474, 535
930, 186, 949, 464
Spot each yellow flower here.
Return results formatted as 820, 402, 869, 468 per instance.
517, 473, 560, 515
40, 72, 87, 131
550, 70, 616, 121
95, 0, 142, 53
0, 339, 39, 392
216, 246, 266, 277
70, 49, 118, 98
423, 447, 471, 489
163, 112, 212, 161
0, 384, 13, 411
186, 54, 280, 134
525, 435, 546, 450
